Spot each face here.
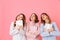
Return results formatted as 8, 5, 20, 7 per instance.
17, 15, 23, 20
30, 14, 36, 22
41, 14, 48, 20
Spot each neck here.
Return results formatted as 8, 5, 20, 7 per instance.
31, 21, 35, 23
45, 19, 49, 24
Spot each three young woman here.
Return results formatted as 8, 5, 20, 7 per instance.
10, 13, 60, 40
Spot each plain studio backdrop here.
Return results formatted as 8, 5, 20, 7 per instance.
0, 0, 60, 40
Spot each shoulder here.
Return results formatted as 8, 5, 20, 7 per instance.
10, 21, 15, 28
40, 23, 44, 28
26, 22, 30, 25
35, 23, 39, 27
51, 22, 57, 27
11, 21, 14, 24
51, 22, 56, 25
10, 21, 14, 26
40, 23, 44, 26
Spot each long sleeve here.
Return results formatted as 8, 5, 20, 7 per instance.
34, 23, 40, 36
40, 24, 50, 37
50, 22, 60, 36
26, 24, 31, 37
9, 22, 19, 36
26, 22, 38, 38
19, 29, 25, 35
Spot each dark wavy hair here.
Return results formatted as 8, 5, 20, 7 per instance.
14, 13, 26, 27
30, 13, 39, 23
41, 13, 51, 24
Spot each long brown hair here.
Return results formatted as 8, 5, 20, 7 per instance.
14, 13, 26, 27
41, 13, 51, 25
30, 13, 39, 23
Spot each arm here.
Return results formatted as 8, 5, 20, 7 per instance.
26, 23, 35, 37
40, 24, 50, 37
19, 29, 25, 35
26, 23, 30, 36
34, 23, 40, 36
50, 22, 60, 36
9, 22, 19, 36
34, 24, 40, 38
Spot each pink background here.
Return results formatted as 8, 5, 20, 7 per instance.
0, 0, 60, 40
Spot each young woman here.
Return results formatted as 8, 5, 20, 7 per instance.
26, 13, 40, 40
9, 13, 26, 40
40, 13, 60, 40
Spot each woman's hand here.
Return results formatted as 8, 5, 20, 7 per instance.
44, 28, 47, 32
19, 25, 23, 30
15, 26, 20, 30
48, 27, 54, 32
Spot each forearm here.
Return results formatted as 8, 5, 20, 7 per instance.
10, 29, 19, 36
